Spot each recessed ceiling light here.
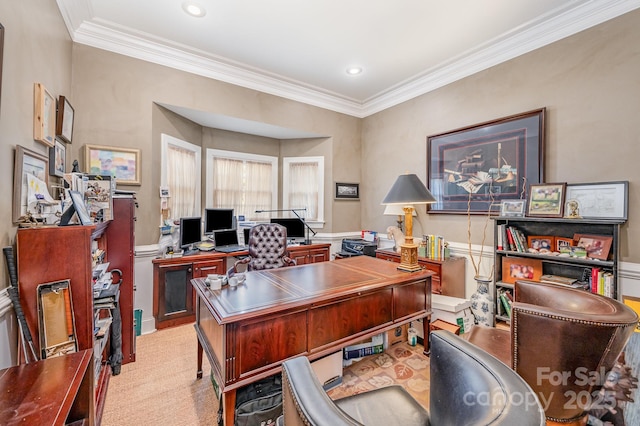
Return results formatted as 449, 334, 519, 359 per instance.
182, 2, 206, 18
346, 67, 363, 76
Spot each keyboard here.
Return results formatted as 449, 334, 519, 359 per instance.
215, 244, 247, 253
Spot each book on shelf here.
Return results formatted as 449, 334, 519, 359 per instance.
343, 343, 384, 360
540, 275, 578, 286
498, 290, 512, 319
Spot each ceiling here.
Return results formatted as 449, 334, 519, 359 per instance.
57, 0, 639, 126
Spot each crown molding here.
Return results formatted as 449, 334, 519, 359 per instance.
59, 0, 640, 118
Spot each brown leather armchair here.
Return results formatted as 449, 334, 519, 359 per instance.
279, 330, 545, 425
464, 280, 638, 426
231, 223, 296, 273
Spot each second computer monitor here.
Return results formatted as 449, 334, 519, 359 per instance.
270, 218, 306, 240
204, 208, 234, 234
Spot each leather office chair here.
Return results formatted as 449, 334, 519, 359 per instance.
464, 280, 638, 426
278, 330, 545, 426
231, 223, 296, 273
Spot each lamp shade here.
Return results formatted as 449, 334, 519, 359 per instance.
383, 204, 416, 216
382, 174, 436, 205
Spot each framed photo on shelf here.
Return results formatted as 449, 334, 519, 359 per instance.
12, 145, 49, 223
427, 108, 545, 214
527, 183, 566, 217
555, 237, 573, 252
49, 139, 66, 177
84, 144, 141, 185
55, 95, 74, 144
501, 257, 543, 284
335, 182, 359, 200
527, 235, 555, 251
565, 181, 628, 221
33, 83, 56, 147
573, 233, 613, 261
500, 199, 526, 217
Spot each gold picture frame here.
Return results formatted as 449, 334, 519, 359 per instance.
33, 83, 56, 147
84, 144, 141, 185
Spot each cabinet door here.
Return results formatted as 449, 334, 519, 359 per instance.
418, 261, 442, 294
194, 259, 225, 278
289, 249, 309, 265
308, 248, 329, 263
156, 263, 194, 329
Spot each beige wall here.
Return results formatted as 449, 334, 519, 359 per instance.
70, 46, 361, 244
0, 1, 72, 288
363, 9, 640, 263
1, 3, 639, 261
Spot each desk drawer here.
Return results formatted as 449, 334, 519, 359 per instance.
308, 289, 393, 350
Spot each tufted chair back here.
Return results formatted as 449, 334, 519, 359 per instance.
233, 223, 296, 272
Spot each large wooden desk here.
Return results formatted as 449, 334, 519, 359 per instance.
0, 349, 95, 426
192, 256, 432, 426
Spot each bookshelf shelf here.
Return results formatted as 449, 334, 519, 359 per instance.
493, 216, 624, 324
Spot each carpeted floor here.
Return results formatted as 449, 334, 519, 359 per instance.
102, 324, 429, 425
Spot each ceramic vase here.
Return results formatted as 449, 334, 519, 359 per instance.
470, 276, 494, 327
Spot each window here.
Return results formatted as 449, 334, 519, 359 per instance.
206, 149, 278, 221
161, 134, 201, 221
283, 157, 324, 224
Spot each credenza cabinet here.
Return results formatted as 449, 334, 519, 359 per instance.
287, 243, 331, 265
375, 249, 465, 297
152, 254, 226, 330
152, 243, 331, 330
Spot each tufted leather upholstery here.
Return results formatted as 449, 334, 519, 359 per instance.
232, 223, 296, 273
464, 280, 638, 425
279, 330, 545, 426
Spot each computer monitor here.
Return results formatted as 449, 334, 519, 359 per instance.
204, 208, 234, 235
179, 216, 202, 252
270, 218, 306, 240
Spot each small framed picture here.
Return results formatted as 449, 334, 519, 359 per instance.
49, 139, 66, 177
335, 182, 359, 200
555, 237, 573, 252
33, 83, 56, 147
573, 234, 613, 261
56, 95, 75, 144
527, 236, 555, 251
527, 183, 566, 217
500, 199, 526, 217
501, 257, 543, 284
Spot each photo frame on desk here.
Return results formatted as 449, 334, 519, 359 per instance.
59, 190, 92, 226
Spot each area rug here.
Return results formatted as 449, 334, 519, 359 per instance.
327, 342, 430, 410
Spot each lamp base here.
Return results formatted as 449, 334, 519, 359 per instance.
398, 243, 421, 272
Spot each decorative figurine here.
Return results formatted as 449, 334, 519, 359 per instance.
72, 159, 80, 172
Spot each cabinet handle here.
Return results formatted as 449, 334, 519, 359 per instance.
188, 267, 192, 273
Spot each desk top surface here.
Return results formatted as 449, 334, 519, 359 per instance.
0, 349, 92, 426
193, 256, 432, 323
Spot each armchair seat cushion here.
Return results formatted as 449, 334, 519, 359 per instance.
335, 385, 430, 426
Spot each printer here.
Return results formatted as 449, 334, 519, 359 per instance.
337, 238, 378, 258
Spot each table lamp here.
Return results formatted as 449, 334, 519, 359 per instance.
383, 204, 416, 231
382, 173, 436, 272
